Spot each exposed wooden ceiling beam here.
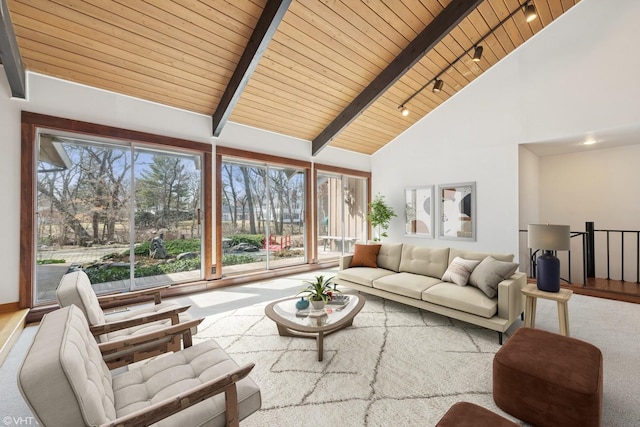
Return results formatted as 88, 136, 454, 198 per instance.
212, 0, 291, 137
0, 0, 26, 98
311, 0, 484, 156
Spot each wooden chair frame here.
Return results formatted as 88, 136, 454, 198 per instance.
94, 318, 254, 427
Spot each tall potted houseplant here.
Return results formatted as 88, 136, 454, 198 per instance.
367, 194, 396, 241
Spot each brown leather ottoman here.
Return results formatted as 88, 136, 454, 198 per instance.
436, 402, 518, 426
493, 327, 603, 427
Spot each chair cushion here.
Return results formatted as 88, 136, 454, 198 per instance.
18, 306, 116, 426
112, 340, 262, 426
56, 270, 106, 325
19, 305, 261, 427
103, 301, 193, 343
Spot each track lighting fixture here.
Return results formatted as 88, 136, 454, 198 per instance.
397, 0, 540, 115
472, 45, 483, 62
524, 1, 537, 23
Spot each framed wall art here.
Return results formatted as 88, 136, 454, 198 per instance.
438, 182, 476, 241
405, 185, 434, 238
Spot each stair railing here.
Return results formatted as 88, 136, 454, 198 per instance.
521, 221, 640, 286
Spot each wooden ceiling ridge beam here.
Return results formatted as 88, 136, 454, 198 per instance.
311, 0, 484, 156
0, 0, 26, 98
212, 0, 291, 137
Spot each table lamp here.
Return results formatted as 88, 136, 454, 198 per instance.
528, 224, 570, 292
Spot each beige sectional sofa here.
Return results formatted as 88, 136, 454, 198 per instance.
334, 243, 526, 343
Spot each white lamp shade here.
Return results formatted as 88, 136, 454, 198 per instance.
528, 224, 570, 251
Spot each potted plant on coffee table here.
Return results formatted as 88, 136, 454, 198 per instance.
298, 275, 338, 310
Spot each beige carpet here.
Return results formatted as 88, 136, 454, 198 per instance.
2, 281, 639, 426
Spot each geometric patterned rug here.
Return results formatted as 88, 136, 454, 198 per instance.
2, 287, 637, 425
193, 294, 521, 426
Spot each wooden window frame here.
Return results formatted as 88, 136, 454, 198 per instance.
312, 163, 372, 260
215, 146, 313, 277
19, 112, 213, 309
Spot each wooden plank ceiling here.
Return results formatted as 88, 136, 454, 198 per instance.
6, 0, 580, 155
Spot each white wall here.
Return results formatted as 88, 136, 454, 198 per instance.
0, 69, 369, 305
518, 146, 540, 273
0, 68, 23, 305
539, 144, 640, 281
371, 0, 640, 260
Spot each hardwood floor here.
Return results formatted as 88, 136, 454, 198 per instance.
560, 277, 640, 304
0, 309, 29, 367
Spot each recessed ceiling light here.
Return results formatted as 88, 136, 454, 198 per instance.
583, 140, 597, 145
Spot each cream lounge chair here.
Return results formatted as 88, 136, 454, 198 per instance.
56, 270, 195, 368
18, 305, 261, 427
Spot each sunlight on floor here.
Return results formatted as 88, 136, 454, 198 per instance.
185, 290, 260, 309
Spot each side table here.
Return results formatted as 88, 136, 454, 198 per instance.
521, 283, 573, 336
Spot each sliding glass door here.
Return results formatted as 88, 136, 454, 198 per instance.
220, 158, 306, 276
316, 172, 368, 261
35, 132, 203, 303
132, 147, 203, 288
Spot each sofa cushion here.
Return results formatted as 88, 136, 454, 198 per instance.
441, 256, 481, 286
399, 245, 450, 278
469, 256, 519, 299
423, 282, 498, 318
448, 248, 514, 264
375, 243, 403, 272
373, 272, 443, 299
336, 267, 395, 287
350, 244, 381, 267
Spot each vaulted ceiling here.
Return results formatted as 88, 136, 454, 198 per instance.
2, 0, 580, 156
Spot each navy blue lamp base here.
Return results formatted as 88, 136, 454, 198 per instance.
537, 250, 560, 292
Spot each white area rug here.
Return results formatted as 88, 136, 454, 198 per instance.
2, 290, 639, 426
193, 293, 640, 426
195, 295, 515, 426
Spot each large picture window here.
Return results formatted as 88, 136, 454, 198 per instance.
315, 168, 369, 261
21, 113, 212, 308
217, 148, 309, 276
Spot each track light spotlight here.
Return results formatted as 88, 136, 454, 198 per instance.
398, 1, 538, 114
472, 45, 483, 62
524, 1, 537, 23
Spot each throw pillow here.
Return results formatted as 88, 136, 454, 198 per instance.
350, 244, 381, 268
441, 256, 481, 286
468, 256, 519, 298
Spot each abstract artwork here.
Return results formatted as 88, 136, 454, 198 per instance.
405, 186, 434, 238
438, 182, 476, 241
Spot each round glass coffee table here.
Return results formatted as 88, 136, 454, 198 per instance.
265, 294, 365, 361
